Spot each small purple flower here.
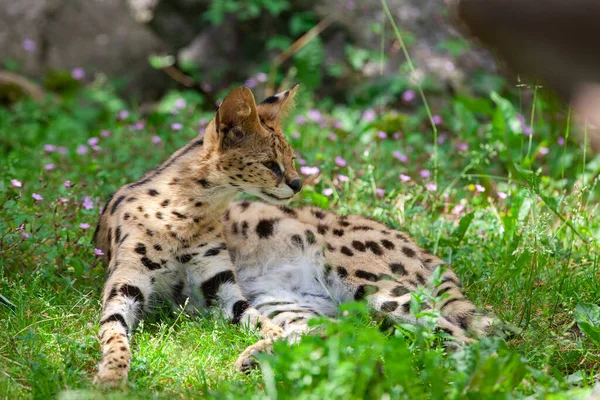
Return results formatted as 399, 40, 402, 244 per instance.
256, 72, 268, 83
376, 188, 385, 198
399, 174, 411, 183
244, 78, 258, 88
402, 90, 416, 103
64, 180, 72, 188
58, 146, 68, 155
333, 120, 344, 129
523, 125, 533, 136
201, 82, 213, 92
393, 151, 408, 163
60, 198, 69, 204
11, 179, 22, 188
82, 196, 94, 210
151, 135, 162, 144
425, 183, 437, 191
132, 122, 145, 131
362, 109, 376, 123
307, 109, 322, 123
87, 137, 100, 146
432, 115, 443, 125
300, 166, 320, 176
199, 118, 209, 127
44, 144, 56, 152
118, 110, 129, 120
420, 169, 431, 179
22, 231, 30, 239
557, 137, 565, 146
539, 147, 550, 155
437, 132, 448, 144
451, 204, 465, 215
337, 174, 349, 182
174, 98, 187, 109
99, 130, 110, 138
327, 132, 338, 141
79, 223, 91, 229
335, 156, 347, 167
498, 192, 508, 199
291, 131, 301, 140
71, 67, 85, 80
297, 157, 306, 166
44, 163, 55, 171
456, 142, 469, 152
91, 144, 101, 152
475, 184, 485, 193
32, 193, 43, 201
94, 248, 104, 256
23, 38, 36, 52
346, 0, 355, 10
296, 115, 307, 125
171, 122, 183, 131
393, 132, 402, 140
377, 131, 388, 139
322, 188, 334, 197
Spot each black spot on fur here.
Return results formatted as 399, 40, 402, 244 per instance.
317, 224, 329, 234
391, 285, 410, 297
115, 226, 122, 243
415, 272, 426, 286
305, 230, 316, 244
381, 239, 395, 250
390, 262, 407, 275
119, 284, 145, 306
107, 286, 118, 301
134, 243, 147, 255
340, 246, 354, 256
201, 270, 236, 305
351, 240, 366, 252
153, 244, 162, 251
161, 199, 170, 207
256, 219, 277, 238
365, 241, 384, 255
241, 221, 249, 238
340, 221, 351, 227
126, 197, 137, 203
110, 195, 126, 215
355, 270, 379, 281
312, 209, 326, 219
172, 211, 187, 220
197, 179, 211, 188
148, 189, 159, 196
381, 301, 399, 312
336, 267, 348, 278
442, 275, 462, 287
291, 234, 303, 248
146, 229, 154, 236
402, 302, 411, 313
141, 257, 161, 270
204, 243, 227, 257
402, 247, 417, 258
239, 201, 251, 211
333, 229, 344, 237
100, 314, 128, 334
195, 201, 203, 207
177, 253, 197, 264
352, 225, 373, 231
156, 212, 163, 219
441, 298, 463, 310
123, 213, 130, 221
279, 205, 297, 217
354, 284, 378, 300
396, 233, 410, 243
232, 300, 251, 324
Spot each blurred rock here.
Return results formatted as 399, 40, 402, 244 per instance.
0, 0, 171, 99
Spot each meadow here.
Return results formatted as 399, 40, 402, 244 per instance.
1, 51, 600, 399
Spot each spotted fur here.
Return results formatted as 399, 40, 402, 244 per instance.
93, 86, 303, 385
223, 201, 496, 370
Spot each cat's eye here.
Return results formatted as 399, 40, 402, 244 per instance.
263, 161, 282, 176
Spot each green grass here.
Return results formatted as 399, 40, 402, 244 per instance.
1, 75, 599, 399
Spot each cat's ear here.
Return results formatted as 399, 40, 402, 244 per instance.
257, 84, 300, 123
209, 87, 264, 150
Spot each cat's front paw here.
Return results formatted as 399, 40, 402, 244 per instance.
235, 339, 274, 373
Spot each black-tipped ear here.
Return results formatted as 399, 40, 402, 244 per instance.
257, 84, 300, 122
213, 87, 263, 150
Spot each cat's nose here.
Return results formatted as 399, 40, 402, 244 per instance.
288, 179, 303, 193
